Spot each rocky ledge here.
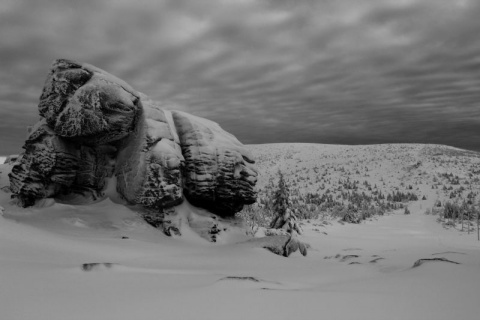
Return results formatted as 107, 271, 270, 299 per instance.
9, 59, 257, 238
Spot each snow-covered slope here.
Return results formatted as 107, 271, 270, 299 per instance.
248, 143, 480, 212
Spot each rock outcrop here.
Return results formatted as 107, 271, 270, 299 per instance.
38, 59, 141, 144
9, 120, 79, 207
9, 59, 257, 237
173, 111, 257, 216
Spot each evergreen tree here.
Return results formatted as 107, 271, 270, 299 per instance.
270, 170, 302, 234
272, 170, 289, 218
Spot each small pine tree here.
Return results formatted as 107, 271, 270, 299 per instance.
272, 170, 289, 219
270, 170, 302, 234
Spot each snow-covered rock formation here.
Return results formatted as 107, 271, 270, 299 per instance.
8, 59, 257, 237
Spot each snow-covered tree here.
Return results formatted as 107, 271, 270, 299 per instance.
270, 170, 302, 234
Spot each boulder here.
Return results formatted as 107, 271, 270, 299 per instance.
115, 103, 184, 211
9, 120, 79, 207
38, 59, 141, 145
173, 111, 257, 216
9, 58, 257, 235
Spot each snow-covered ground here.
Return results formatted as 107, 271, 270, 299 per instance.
1, 143, 480, 320
1, 190, 479, 319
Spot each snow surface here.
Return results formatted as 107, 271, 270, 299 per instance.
1, 144, 480, 320
1, 196, 479, 319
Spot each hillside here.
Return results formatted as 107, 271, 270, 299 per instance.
247, 143, 480, 223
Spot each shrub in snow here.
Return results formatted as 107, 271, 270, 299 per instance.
246, 234, 308, 257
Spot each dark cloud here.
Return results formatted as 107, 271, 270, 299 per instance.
1, 0, 480, 155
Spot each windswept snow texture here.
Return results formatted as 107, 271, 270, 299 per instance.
1, 174, 480, 320
9, 59, 257, 223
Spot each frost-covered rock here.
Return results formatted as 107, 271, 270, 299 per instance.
39, 59, 141, 144
9, 58, 257, 235
9, 120, 79, 207
173, 111, 257, 216
115, 102, 184, 211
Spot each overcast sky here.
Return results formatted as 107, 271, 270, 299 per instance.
1, 0, 480, 154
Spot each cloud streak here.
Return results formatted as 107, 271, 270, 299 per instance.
1, 0, 480, 154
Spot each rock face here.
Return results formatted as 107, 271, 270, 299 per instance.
173, 111, 257, 216
39, 59, 141, 144
9, 120, 79, 207
9, 59, 257, 236
115, 103, 185, 212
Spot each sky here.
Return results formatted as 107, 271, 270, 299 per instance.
1, 0, 480, 155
